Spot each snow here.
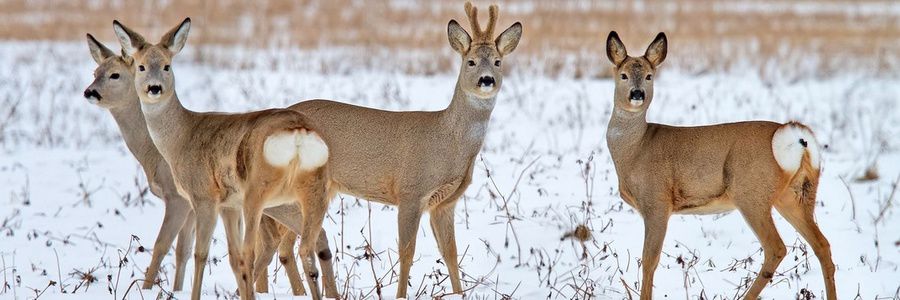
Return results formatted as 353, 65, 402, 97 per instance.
0, 41, 898, 299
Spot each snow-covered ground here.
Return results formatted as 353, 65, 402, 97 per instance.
0, 41, 898, 299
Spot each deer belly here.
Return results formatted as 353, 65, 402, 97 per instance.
424, 179, 463, 208
672, 190, 735, 215
264, 195, 297, 208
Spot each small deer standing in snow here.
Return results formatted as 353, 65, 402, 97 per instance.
111, 19, 337, 300
83, 34, 319, 296
84, 33, 195, 292
288, 2, 522, 298
603, 31, 836, 299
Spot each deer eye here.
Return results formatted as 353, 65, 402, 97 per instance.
138, 65, 145, 72
645, 74, 652, 81
110, 73, 120, 79
620, 74, 628, 80
494, 60, 501, 67
164, 65, 170, 71
467, 60, 476, 67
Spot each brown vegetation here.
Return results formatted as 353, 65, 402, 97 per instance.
2, 0, 897, 76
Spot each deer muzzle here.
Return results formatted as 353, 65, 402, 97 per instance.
147, 85, 163, 98
477, 75, 496, 90
628, 89, 645, 106
629, 89, 645, 101
83, 89, 102, 103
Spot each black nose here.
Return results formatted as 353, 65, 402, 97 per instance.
148, 85, 163, 95
477, 76, 495, 87
629, 89, 645, 100
83, 89, 101, 101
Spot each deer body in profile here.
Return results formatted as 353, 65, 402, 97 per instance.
111, 19, 337, 300
288, 2, 522, 297
603, 31, 836, 300
85, 33, 329, 298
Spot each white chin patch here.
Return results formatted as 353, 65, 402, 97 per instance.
479, 85, 494, 93
629, 99, 644, 107
147, 92, 161, 99
87, 97, 100, 105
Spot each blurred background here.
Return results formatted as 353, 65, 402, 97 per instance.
3, 0, 898, 78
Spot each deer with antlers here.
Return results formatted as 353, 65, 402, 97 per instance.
603, 31, 836, 299
287, 2, 522, 297
111, 19, 338, 300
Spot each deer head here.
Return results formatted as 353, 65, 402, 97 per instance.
606, 31, 667, 113
84, 34, 136, 109
112, 18, 191, 105
448, 2, 522, 100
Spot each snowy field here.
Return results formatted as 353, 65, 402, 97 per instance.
0, 40, 898, 300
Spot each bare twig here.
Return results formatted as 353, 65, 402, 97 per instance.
620, 277, 636, 300
480, 155, 540, 267
53, 249, 63, 293
839, 176, 858, 221
873, 174, 899, 226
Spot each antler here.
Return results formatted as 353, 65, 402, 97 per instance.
464, 2, 481, 38
464, 2, 499, 41
485, 5, 498, 38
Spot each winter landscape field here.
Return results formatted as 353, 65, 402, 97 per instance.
1, 0, 899, 299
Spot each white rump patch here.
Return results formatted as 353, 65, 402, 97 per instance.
771, 123, 820, 174
263, 129, 329, 171
263, 132, 298, 167
296, 131, 329, 171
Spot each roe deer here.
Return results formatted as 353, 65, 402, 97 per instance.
84, 34, 319, 296
84, 33, 195, 291
603, 31, 836, 299
111, 19, 337, 300
288, 2, 522, 297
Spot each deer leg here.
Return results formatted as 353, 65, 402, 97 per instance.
737, 204, 786, 299
142, 195, 191, 290
190, 199, 218, 300
396, 200, 423, 298
239, 193, 266, 300
264, 203, 337, 297
775, 197, 836, 300
253, 217, 279, 294
429, 201, 462, 294
276, 231, 307, 296
253, 216, 280, 293
173, 210, 195, 291
295, 181, 329, 300
314, 231, 338, 298
220, 207, 249, 298
638, 207, 670, 300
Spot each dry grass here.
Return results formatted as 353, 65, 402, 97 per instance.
2, 0, 898, 77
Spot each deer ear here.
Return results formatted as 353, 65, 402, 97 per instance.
112, 20, 146, 57
606, 31, 627, 66
86, 33, 116, 64
447, 20, 471, 54
645, 32, 667, 67
120, 49, 133, 66
495, 22, 522, 56
161, 18, 191, 55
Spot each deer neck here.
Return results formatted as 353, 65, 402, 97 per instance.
607, 104, 648, 167
139, 92, 192, 158
441, 80, 496, 151
108, 92, 163, 175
